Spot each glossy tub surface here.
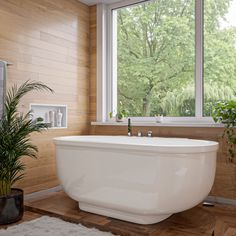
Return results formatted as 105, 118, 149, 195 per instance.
54, 135, 218, 224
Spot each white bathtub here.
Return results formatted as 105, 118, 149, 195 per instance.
54, 135, 218, 224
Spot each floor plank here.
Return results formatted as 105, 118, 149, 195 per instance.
22, 191, 236, 236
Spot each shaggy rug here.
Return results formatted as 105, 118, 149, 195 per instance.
0, 216, 116, 236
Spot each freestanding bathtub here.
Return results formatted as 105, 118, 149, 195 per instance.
54, 135, 218, 224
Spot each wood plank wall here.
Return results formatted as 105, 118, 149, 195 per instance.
89, 6, 236, 200
0, 0, 90, 193
89, 5, 97, 122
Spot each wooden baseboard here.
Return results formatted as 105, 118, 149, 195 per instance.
206, 195, 236, 206
25, 185, 63, 201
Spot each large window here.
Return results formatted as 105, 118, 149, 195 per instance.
204, 0, 236, 116
115, 0, 195, 117
102, 0, 236, 121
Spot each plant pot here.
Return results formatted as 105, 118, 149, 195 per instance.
0, 188, 24, 225
115, 114, 124, 122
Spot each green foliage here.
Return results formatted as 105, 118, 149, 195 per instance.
117, 0, 236, 117
36, 117, 44, 122
212, 101, 236, 162
110, 101, 129, 121
117, 101, 128, 119
0, 81, 53, 195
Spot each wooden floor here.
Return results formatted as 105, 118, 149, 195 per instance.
17, 191, 235, 236
1, 191, 236, 235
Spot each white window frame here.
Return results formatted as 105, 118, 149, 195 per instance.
96, 0, 214, 124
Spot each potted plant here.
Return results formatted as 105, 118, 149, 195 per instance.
36, 117, 44, 123
109, 101, 128, 122
212, 100, 236, 162
0, 80, 53, 224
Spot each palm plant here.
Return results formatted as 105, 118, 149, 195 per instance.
0, 81, 53, 195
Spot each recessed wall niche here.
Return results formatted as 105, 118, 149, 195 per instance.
30, 104, 67, 129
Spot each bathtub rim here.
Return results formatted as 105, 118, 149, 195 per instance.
53, 135, 219, 154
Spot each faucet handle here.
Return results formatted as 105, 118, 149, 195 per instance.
147, 131, 152, 137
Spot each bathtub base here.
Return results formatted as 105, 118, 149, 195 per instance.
79, 202, 172, 224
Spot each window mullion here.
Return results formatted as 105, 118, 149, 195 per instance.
195, 0, 203, 118
97, 4, 108, 122
111, 10, 118, 116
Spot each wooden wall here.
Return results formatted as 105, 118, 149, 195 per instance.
0, 0, 90, 193
89, 6, 236, 200
89, 5, 97, 122
1, 1, 235, 199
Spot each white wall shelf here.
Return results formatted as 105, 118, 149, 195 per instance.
30, 103, 67, 129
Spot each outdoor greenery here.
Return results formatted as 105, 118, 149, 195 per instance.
0, 81, 53, 195
212, 101, 236, 161
116, 0, 236, 117
110, 101, 128, 121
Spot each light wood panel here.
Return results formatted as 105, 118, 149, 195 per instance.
25, 190, 236, 236
89, 5, 97, 122
0, 0, 90, 193
88, 6, 236, 200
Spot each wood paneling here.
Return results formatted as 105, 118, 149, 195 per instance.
1, 0, 234, 200
0, 0, 90, 194
88, 6, 236, 200
89, 5, 97, 122
24, 191, 236, 236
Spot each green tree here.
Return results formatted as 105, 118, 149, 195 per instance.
116, 0, 236, 117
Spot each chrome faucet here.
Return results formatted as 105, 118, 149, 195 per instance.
147, 131, 153, 137
128, 118, 132, 136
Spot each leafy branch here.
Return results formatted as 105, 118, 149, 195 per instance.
0, 80, 53, 195
212, 100, 236, 162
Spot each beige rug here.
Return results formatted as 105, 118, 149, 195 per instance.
0, 216, 116, 236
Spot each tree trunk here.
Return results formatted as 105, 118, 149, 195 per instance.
143, 98, 150, 116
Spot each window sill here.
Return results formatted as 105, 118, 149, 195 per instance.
91, 121, 224, 128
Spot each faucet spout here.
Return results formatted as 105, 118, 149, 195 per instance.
128, 118, 132, 136
147, 131, 153, 137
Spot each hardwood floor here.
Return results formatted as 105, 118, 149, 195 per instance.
23, 191, 236, 236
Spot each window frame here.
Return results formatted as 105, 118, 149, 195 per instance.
96, 0, 213, 123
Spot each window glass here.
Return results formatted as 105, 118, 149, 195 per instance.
204, 0, 236, 116
114, 0, 195, 117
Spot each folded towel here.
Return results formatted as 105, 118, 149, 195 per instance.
0, 60, 7, 117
